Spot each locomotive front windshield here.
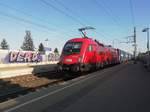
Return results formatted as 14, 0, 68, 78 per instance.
63, 42, 82, 54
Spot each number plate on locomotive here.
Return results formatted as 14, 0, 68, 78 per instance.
66, 59, 72, 62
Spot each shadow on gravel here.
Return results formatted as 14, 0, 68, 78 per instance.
0, 79, 29, 103
32, 66, 87, 82
31, 63, 122, 82
31, 63, 93, 80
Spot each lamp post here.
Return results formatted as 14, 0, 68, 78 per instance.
45, 38, 49, 47
142, 28, 150, 68
45, 38, 49, 62
142, 28, 149, 53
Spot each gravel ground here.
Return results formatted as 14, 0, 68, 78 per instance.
0, 72, 63, 96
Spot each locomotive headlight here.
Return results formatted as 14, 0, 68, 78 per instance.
78, 56, 83, 63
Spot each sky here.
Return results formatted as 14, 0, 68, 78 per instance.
0, 0, 149, 54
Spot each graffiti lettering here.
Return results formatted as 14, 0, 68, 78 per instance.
9, 51, 42, 63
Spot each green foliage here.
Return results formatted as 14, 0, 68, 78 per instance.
54, 48, 59, 54
21, 30, 35, 51
0, 38, 9, 50
38, 43, 45, 54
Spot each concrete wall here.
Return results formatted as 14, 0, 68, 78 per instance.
0, 50, 60, 78
0, 62, 58, 79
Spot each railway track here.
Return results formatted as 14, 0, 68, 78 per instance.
0, 71, 86, 103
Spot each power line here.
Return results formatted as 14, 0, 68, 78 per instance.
0, 0, 114, 43
99, 0, 122, 27
40, 0, 86, 26
53, 0, 113, 40
54, 0, 89, 25
0, 2, 52, 26
0, 2, 33, 19
93, 0, 134, 45
0, 11, 75, 37
93, 0, 122, 28
0, 2, 74, 37
1, 0, 107, 39
93, 0, 124, 32
40, 0, 112, 40
0, 11, 52, 30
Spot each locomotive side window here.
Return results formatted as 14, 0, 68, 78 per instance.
87, 45, 93, 52
99, 47, 104, 54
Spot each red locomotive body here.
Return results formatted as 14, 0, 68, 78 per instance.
57, 26, 132, 72
57, 37, 106, 72
57, 37, 131, 72
104, 46, 119, 65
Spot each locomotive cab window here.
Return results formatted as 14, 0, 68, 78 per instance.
63, 42, 82, 54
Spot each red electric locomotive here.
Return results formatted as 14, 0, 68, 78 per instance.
57, 27, 121, 72
57, 37, 106, 72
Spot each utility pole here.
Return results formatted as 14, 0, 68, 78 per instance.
147, 28, 149, 52
119, 27, 137, 63
133, 27, 137, 63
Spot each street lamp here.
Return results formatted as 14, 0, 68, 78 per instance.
142, 28, 149, 52
45, 38, 49, 62
142, 28, 150, 68
45, 38, 49, 47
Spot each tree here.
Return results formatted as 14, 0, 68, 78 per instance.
54, 48, 59, 54
21, 30, 35, 51
0, 38, 9, 50
38, 43, 45, 54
